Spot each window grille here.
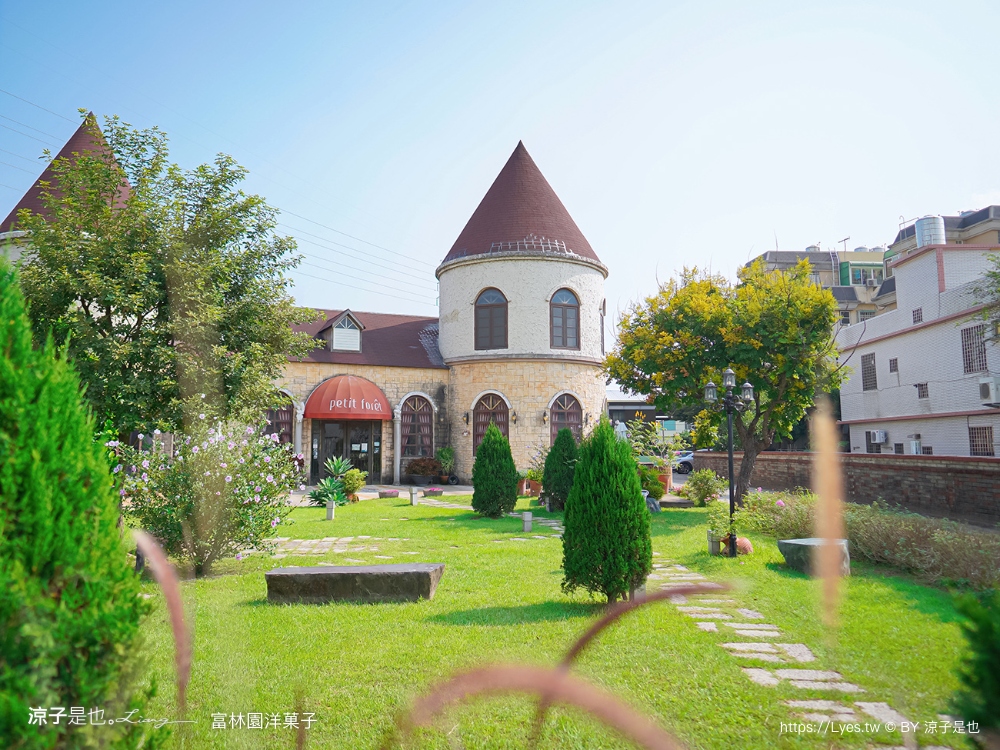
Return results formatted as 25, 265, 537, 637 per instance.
969, 426, 995, 457
400, 396, 433, 457
888, 358, 898, 373
549, 394, 583, 444
912, 308, 923, 324
473, 394, 509, 452
859, 310, 876, 321
865, 431, 882, 454
893, 443, 904, 455
921, 446, 934, 455
962, 324, 988, 374
915, 383, 929, 399
861, 353, 877, 391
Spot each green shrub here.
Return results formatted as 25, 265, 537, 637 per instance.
342, 468, 368, 495
707, 500, 734, 537
951, 590, 1000, 732
562, 418, 652, 603
118, 423, 299, 576
471, 423, 518, 518
684, 468, 727, 506
0, 260, 163, 748
639, 465, 664, 500
436, 446, 456, 474
542, 427, 577, 511
324, 455, 352, 478
734, 491, 1000, 589
309, 476, 347, 506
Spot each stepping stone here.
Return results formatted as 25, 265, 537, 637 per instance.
509, 538, 528, 541
784, 699, 860, 723
358, 535, 371, 539
855, 702, 910, 724
684, 612, 732, 619
776, 644, 816, 662
532, 536, 547, 539
723, 642, 777, 652
344, 558, 364, 563
403, 551, 420, 555
733, 630, 781, 638
736, 608, 765, 619
677, 606, 721, 612
743, 668, 863, 692
696, 622, 718, 632
722, 623, 779, 630
652, 552, 661, 556
374, 555, 392, 559
743, 668, 780, 686
694, 598, 735, 604
668, 594, 687, 604
273, 554, 287, 559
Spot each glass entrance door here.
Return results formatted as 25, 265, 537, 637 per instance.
312, 420, 382, 484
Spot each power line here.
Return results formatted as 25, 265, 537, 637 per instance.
294, 264, 436, 309
0, 182, 26, 191
0, 147, 44, 165
278, 208, 437, 269
296, 249, 436, 299
0, 87, 76, 122
279, 225, 438, 290
0, 122, 59, 146
291, 239, 438, 295
0, 114, 62, 140
0, 160, 34, 174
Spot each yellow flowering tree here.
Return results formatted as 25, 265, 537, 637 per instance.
606, 260, 842, 501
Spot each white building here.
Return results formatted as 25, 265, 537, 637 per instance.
836, 232, 1000, 457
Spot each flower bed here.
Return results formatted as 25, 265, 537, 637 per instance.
379, 490, 399, 498
423, 488, 443, 497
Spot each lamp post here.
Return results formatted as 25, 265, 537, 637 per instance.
704, 368, 754, 558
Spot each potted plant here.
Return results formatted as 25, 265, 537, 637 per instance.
435, 446, 455, 484
406, 457, 441, 486
706, 500, 733, 556
341, 468, 368, 502
423, 486, 444, 497
522, 467, 543, 496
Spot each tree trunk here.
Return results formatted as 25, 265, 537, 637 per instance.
734, 442, 763, 504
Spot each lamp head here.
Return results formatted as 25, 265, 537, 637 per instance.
723, 368, 736, 389
704, 381, 718, 403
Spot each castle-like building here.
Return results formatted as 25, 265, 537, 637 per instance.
277, 142, 609, 483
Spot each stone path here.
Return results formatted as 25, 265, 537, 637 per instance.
267, 536, 413, 559
651, 560, 949, 748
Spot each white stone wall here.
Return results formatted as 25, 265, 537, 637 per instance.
836, 246, 1000, 457
437, 255, 606, 363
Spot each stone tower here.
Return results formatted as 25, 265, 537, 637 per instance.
437, 142, 608, 479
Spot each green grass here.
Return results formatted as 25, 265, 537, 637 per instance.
138, 497, 969, 749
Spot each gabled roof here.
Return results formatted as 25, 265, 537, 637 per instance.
293, 309, 445, 369
1, 113, 127, 234
440, 141, 600, 267
316, 309, 366, 335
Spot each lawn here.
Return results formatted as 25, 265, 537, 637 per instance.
138, 496, 970, 749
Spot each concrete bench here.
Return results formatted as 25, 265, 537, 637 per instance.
777, 538, 850, 576
265, 563, 445, 604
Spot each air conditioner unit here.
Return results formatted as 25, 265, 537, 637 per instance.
866, 278, 878, 288
980, 377, 1000, 407
869, 429, 888, 444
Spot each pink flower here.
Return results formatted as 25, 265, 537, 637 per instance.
192, 446, 200, 454
264, 456, 271, 463
228, 442, 236, 449
235, 553, 243, 561
225, 475, 232, 483
271, 517, 279, 528
141, 460, 150, 469
776, 500, 785, 508
266, 474, 274, 483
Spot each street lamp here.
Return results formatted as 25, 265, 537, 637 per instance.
704, 368, 754, 557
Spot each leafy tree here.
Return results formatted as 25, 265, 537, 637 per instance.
607, 260, 842, 502
562, 418, 651, 603
975, 253, 1000, 345
0, 259, 164, 748
14, 112, 317, 439
542, 428, 577, 511
471, 423, 518, 518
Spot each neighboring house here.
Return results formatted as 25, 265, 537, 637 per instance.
605, 382, 689, 440
276, 142, 610, 484
835, 229, 1000, 457
748, 246, 889, 327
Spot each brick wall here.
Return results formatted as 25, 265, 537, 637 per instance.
692, 451, 1000, 527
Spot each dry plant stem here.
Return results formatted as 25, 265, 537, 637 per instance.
389, 664, 685, 750
811, 397, 845, 632
527, 584, 726, 749
133, 529, 191, 711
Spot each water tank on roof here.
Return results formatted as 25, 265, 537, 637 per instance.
805, 245, 821, 252
915, 216, 946, 248
853, 246, 868, 253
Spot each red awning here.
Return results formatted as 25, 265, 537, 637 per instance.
304, 375, 392, 421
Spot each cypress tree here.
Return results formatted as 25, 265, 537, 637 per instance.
0, 259, 161, 748
471, 422, 518, 518
562, 417, 652, 603
543, 427, 577, 511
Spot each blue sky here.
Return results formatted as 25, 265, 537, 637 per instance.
2, 0, 998, 327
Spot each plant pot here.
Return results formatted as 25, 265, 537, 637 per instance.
378, 490, 399, 498
348, 493, 359, 503
411, 475, 432, 486
423, 489, 443, 497
707, 529, 723, 556
658, 473, 672, 493
439, 475, 451, 483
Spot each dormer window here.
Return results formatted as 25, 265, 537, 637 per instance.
331, 315, 361, 351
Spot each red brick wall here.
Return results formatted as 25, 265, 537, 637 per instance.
692, 451, 1000, 528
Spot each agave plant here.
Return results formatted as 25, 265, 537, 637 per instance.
309, 476, 348, 507
324, 456, 352, 478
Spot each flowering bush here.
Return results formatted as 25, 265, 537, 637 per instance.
115, 423, 302, 576
684, 469, 727, 507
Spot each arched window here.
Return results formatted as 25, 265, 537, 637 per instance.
550, 289, 580, 349
473, 394, 509, 453
475, 288, 508, 350
550, 393, 582, 444
400, 395, 433, 457
265, 402, 294, 444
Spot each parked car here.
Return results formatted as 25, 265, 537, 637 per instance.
672, 451, 694, 474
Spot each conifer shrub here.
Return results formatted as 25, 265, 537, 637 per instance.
0, 260, 163, 748
562, 417, 652, 603
951, 590, 1000, 734
542, 427, 577, 511
471, 422, 518, 518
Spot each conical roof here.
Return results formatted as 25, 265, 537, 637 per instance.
441, 141, 600, 267
1, 113, 127, 233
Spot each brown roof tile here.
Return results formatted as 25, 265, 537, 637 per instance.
441, 141, 600, 266
1, 113, 128, 234
293, 309, 445, 369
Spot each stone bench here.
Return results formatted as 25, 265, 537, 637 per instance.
777, 538, 850, 576
266, 563, 445, 604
